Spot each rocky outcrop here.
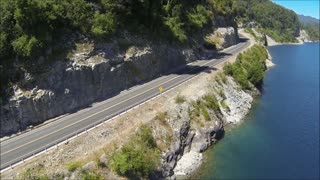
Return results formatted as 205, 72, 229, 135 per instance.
160, 77, 255, 179
297, 29, 312, 43
0, 35, 197, 137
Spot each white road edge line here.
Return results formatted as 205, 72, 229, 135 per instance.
0, 41, 248, 173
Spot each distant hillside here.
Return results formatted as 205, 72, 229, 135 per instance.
298, 14, 319, 26
235, 0, 300, 43
298, 14, 320, 41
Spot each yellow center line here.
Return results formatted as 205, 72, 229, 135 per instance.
1, 42, 248, 167
1, 74, 174, 145
1, 62, 201, 156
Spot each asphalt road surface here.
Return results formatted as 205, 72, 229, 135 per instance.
0, 38, 250, 171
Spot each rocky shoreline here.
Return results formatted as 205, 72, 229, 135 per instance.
161, 49, 273, 179
160, 76, 259, 179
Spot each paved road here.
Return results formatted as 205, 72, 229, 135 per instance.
0, 38, 250, 171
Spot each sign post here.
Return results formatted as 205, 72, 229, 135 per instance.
159, 86, 164, 95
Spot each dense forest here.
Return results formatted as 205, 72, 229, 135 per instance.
0, 0, 302, 102
235, 0, 300, 42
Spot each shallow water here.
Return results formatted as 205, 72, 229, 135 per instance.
197, 43, 320, 179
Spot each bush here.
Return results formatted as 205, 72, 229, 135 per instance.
187, 5, 210, 29
110, 125, 159, 178
175, 95, 186, 104
164, 17, 187, 42
223, 45, 267, 89
203, 94, 220, 113
91, 12, 116, 38
67, 161, 82, 172
155, 112, 168, 125
12, 35, 41, 57
81, 170, 103, 180
201, 108, 210, 121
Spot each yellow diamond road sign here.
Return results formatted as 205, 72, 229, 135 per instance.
159, 86, 163, 93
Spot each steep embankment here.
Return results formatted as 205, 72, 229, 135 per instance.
0, 28, 238, 137
2, 32, 273, 179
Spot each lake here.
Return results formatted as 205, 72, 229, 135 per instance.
196, 43, 320, 179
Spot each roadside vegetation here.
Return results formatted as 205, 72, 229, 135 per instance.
223, 45, 268, 89
109, 125, 160, 178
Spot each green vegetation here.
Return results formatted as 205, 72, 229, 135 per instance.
81, 170, 103, 180
245, 28, 257, 40
223, 45, 268, 89
175, 95, 186, 104
298, 14, 320, 41
0, 0, 236, 101
302, 24, 320, 41
110, 125, 159, 178
191, 93, 220, 121
0, 0, 303, 102
67, 161, 82, 172
18, 166, 52, 180
235, 0, 300, 43
221, 101, 230, 110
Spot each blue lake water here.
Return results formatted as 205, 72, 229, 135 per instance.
197, 43, 320, 179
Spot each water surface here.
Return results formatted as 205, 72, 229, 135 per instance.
197, 43, 320, 179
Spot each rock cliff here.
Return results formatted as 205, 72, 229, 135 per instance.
160, 76, 257, 179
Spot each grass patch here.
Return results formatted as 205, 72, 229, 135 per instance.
221, 101, 229, 110
155, 111, 168, 126
218, 89, 226, 100
203, 94, 220, 113
67, 161, 82, 172
201, 108, 210, 121
175, 95, 186, 104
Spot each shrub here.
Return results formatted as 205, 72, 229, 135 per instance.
175, 95, 186, 104
81, 170, 103, 180
187, 5, 210, 29
203, 94, 220, 113
164, 17, 187, 42
223, 45, 267, 89
218, 89, 226, 100
110, 125, 159, 178
67, 161, 82, 172
201, 108, 210, 121
12, 35, 41, 57
221, 101, 229, 110
155, 112, 168, 125
91, 12, 116, 38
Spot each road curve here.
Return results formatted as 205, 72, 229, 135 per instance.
0, 38, 250, 171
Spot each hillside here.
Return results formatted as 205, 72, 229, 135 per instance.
235, 0, 300, 43
298, 14, 320, 41
298, 14, 320, 26
0, 0, 304, 136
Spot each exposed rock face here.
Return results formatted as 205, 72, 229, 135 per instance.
210, 27, 238, 50
0, 37, 196, 137
161, 77, 255, 179
297, 29, 311, 42
0, 28, 239, 137
218, 77, 254, 124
